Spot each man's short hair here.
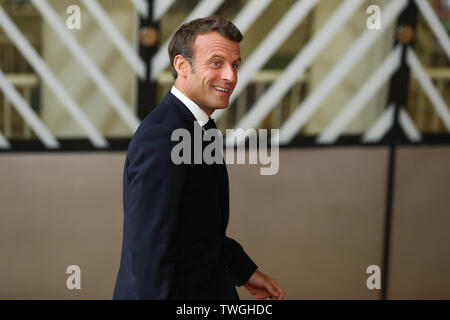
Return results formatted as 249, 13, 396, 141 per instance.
168, 16, 243, 79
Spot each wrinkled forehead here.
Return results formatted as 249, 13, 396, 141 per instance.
192, 31, 241, 60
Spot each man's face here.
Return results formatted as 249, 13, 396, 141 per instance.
184, 31, 241, 116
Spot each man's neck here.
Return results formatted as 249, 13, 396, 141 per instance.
171, 85, 210, 126
173, 83, 213, 117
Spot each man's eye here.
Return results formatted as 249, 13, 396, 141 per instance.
232, 63, 239, 69
212, 61, 220, 66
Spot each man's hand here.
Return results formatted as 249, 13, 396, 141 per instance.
243, 270, 285, 300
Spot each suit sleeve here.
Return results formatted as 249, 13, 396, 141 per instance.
124, 130, 185, 299
223, 236, 258, 286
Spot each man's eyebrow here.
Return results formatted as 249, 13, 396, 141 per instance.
209, 54, 225, 60
208, 55, 241, 63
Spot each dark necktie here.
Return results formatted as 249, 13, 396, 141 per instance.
202, 117, 220, 158
202, 117, 228, 228
202, 117, 217, 131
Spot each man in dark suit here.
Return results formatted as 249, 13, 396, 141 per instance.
113, 16, 284, 300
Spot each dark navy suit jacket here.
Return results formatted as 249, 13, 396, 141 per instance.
113, 92, 257, 299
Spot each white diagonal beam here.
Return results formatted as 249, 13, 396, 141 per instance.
227, 0, 364, 145
362, 103, 395, 143
362, 104, 422, 143
31, 0, 140, 132
130, 0, 148, 18
231, 0, 317, 103
415, 0, 450, 61
0, 70, 59, 148
214, 0, 318, 120
232, 0, 272, 35
399, 108, 422, 142
317, 45, 402, 144
0, 130, 10, 149
153, 0, 176, 22
0, 5, 107, 148
81, 0, 146, 79
151, 0, 225, 80
407, 48, 450, 133
276, 0, 408, 145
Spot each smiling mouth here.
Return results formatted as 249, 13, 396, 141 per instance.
213, 86, 230, 93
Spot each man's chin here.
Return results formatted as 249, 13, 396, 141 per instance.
215, 104, 229, 110
216, 98, 232, 109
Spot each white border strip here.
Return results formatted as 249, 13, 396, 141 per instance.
407, 48, 450, 133
0, 70, 59, 148
130, 0, 148, 18
214, 0, 318, 121
81, 0, 146, 79
31, 0, 140, 133
415, 0, 450, 61
153, 0, 176, 23
151, 0, 225, 80
226, 0, 363, 141
317, 45, 402, 144
0, 130, 10, 148
277, 0, 408, 145
0, 5, 107, 148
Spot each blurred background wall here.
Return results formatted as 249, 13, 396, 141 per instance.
41, 0, 137, 137
0, 0, 449, 299
1, 147, 449, 299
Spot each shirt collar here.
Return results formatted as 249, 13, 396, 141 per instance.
171, 86, 210, 127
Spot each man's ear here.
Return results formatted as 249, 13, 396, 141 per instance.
173, 55, 189, 78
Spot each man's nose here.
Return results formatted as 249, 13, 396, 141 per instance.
221, 64, 237, 83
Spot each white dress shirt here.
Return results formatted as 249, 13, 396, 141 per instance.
171, 86, 210, 127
